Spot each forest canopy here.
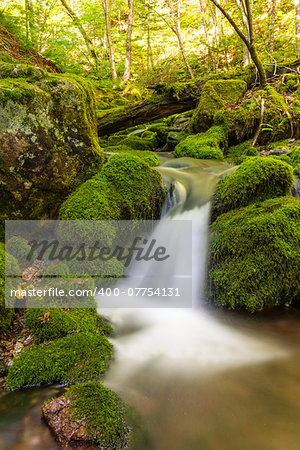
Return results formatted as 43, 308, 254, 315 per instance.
0, 0, 299, 88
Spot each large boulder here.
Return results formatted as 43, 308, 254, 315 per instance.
209, 197, 300, 312
192, 79, 247, 132
174, 125, 226, 160
0, 63, 104, 220
59, 153, 165, 220
210, 156, 294, 222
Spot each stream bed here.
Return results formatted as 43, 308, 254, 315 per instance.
0, 156, 299, 450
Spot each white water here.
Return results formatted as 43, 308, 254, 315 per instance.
98, 160, 288, 384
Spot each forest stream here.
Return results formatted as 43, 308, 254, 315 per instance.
0, 156, 299, 450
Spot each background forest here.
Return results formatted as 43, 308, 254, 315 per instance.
1, 0, 299, 88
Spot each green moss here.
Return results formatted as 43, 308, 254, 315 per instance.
105, 146, 159, 166
268, 147, 300, 169
192, 79, 247, 132
0, 243, 19, 334
209, 197, 300, 312
226, 140, 258, 164
278, 74, 299, 93
66, 381, 130, 448
6, 332, 113, 389
97, 315, 115, 337
0, 62, 46, 80
214, 86, 291, 146
6, 236, 31, 265
0, 77, 43, 106
24, 308, 98, 343
174, 126, 226, 160
117, 134, 158, 151
294, 164, 300, 177
147, 123, 169, 146
211, 156, 294, 222
59, 153, 164, 220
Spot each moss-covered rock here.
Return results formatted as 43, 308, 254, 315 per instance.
0, 67, 104, 220
0, 243, 20, 334
147, 123, 169, 146
6, 332, 113, 389
24, 308, 98, 343
59, 153, 164, 220
192, 79, 247, 132
211, 156, 294, 222
209, 197, 300, 312
105, 146, 159, 166
226, 140, 258, 164
42, 381, 130, 447
174, 126, 226, 160
214, 86, 291, 146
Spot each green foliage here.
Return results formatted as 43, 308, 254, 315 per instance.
59, 153, 164, 220
209, 197, 300, 312
294, 164, 300, 177
192, 79, 247, 132
66, 381, 130, 448
174, 126, 226, 160
211, 156, 294, 222
6, 332, 113, 389
24, 308, 98, 343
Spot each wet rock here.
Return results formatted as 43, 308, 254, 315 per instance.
0, 66, 104, 220
42, 395, 87, 445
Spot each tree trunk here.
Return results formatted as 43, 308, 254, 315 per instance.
209, 0, 267, 88
236, 0, 250, 66
122, 0, 134, 84
296, 0, 300, 58
269, 0, 276, 53
102, 0, 118, 84
59, 0, 99, 67
25, 0, 35, 43
169, 0, 195, 78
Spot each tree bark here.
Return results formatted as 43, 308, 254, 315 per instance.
102, 0, 118, 84
122, 0, 134, 84
209, 0, 267, 88
269, 0, 276, 53
168, 0, 195, 78
58, 0, 99, 67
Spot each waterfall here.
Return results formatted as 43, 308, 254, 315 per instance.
98, 158, 287, 384
292, 176, 300, 198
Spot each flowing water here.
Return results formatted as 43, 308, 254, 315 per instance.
0, 156, 299, 449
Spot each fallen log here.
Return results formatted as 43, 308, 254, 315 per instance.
97, 81, 203, 135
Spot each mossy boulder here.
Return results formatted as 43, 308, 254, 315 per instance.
59, 153, 165, 220
192, 79, 247, 132
105, 146, 159, 166
24, 308, 98, 343
209, 197, 300, 312
214, 86, 290, 146
211, 156, 294, 222
226, 140, 258, 164
174, 126, 226, 160
0, 66, 104, 220
42, 381, 130, 447
6, 332, 113, 389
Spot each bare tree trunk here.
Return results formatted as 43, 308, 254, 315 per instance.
25, 0, 35, 43
236, 0, 250, 66
168, 0, 194, 78
208, 0, 219, 71
296, 0, 300, 58
59, 0, 99, 67
122, 0, 134, 84
102, 0, 118, 84
269, 0, 276, 53
199, 0, 214, 68
210, 0, 267, 88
